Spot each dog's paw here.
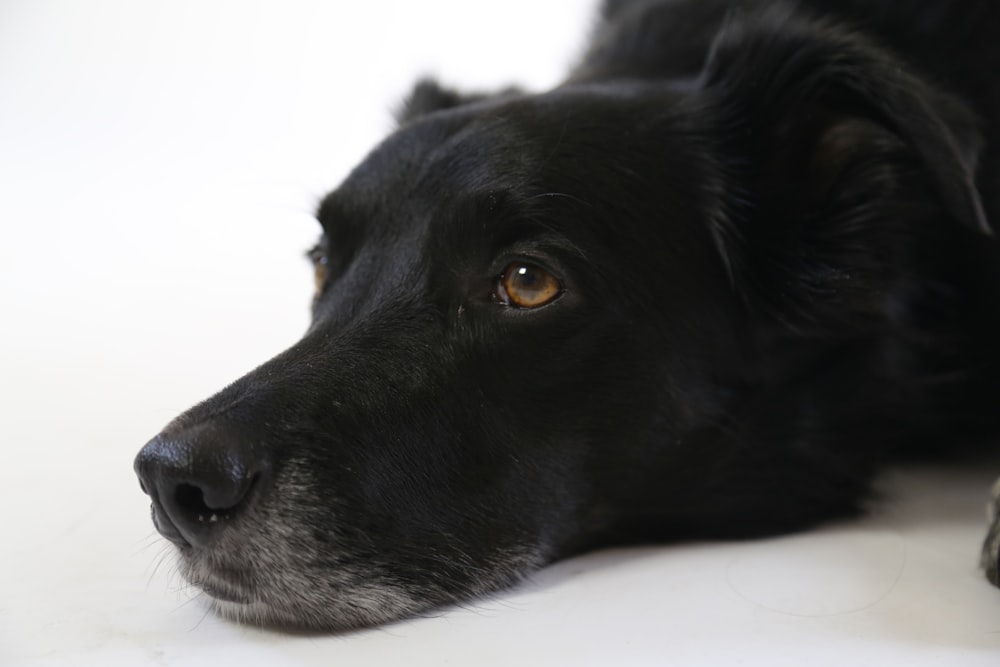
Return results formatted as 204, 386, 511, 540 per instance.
982, 476, 1000, 586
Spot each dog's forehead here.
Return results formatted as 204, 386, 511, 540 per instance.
314, 83, 728, 295
328, 102, 549, 213
323, 83, 703, 220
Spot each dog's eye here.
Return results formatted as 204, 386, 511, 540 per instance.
307, 245, 329, 296
494, 262, 563, 309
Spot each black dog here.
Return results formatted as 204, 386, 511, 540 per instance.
135, 0, 1000, 630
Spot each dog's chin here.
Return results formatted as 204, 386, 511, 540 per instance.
204, 596, 376, 633
204, 596, 379, 633
173, 537, 549, 631
175, 550, 433, 631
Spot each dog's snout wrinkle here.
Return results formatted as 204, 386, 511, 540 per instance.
134, 426, 271, 548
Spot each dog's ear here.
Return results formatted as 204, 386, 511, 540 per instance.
395, 78, 522, 125
701, 9, 990, 238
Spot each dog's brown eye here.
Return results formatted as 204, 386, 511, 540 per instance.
495, 262, 562, 309
307, 246, 329, 296
313, 260, 328, 295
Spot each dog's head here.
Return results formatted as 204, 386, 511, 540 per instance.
135, 11, 988, 631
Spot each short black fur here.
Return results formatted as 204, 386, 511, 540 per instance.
135, 0, 1000, 630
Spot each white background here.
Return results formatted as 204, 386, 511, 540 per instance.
1, 1, 999, 665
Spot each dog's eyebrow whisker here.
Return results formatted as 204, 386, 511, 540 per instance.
524, 191, 595, 208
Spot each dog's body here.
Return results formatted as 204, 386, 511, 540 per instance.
136, 0, 1000, 630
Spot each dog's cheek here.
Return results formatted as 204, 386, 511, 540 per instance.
461, 314, 682, 536
276, 395, 551, 574
284, 457, 553, 621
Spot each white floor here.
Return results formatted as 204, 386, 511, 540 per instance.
2, 1, 999, 665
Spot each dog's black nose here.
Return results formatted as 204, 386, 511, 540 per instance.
134, 423, 270, 548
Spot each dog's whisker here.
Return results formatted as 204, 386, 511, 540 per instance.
146, 547, 176, 588
131, 533, 165, 556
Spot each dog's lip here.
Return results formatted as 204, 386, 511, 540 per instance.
188, 569, 255, 603
149, 503, 192, 549
189, 561, 257, 604
199, 579, 252, 604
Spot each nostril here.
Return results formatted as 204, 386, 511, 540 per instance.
173, 475, 258, 524
175, 484, 218, 522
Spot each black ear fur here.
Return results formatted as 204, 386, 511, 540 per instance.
395, 78, 522, 126
701, 7, 991, 237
